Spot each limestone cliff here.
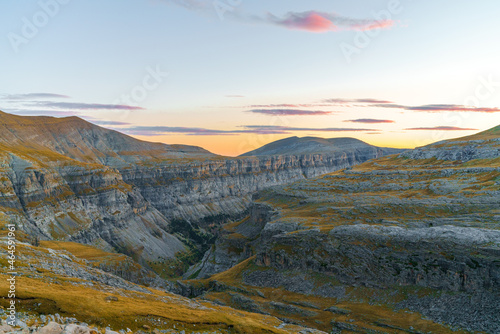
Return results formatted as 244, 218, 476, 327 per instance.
0, 111, 402, 268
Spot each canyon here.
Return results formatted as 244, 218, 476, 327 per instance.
1, 111, 499, 333
0, 111, 401, 268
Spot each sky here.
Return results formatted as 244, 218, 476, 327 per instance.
1, 0, 500, 156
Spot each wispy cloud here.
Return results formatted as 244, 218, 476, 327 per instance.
2, 109, 77, 117
121, 124, 376, 136
246, 109, 333, 116
369, 103, 406, 109
249, 103, 332, 108
30, 101, 144, 111
369, 103, 500, 113
161, 0, 210, 12
404, 104, 500, 113
243, 125, 376, 132
123, 126, 242, 136
405, 126, 478, 131
265, 11, 395, 33
344, 118, 395, 124
324, 98, 393, 105
2, 94, 144, 113
2, 93, 70, 100
121, 126, 291, 136
244, 98, 395, 112
210, 96, 500, 120
160, 1, 396, 33
89, 120, 132, 126
320, 99, 500, 113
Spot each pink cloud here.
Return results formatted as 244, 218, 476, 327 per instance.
405, 126, 478, 131
250, 104, 302, 108
280, 12, 337, 32
344, 118, 395, 124
353, 19, 395, 31
371, 103, 500, 113
406, 104, 500, 113
162, 2, 398, 34
268, 11, 395, 33
247, 109, 333, 116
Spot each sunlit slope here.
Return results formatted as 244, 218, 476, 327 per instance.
450, 124, 500, 141
401, 123, 500, 162
0, 225, 316, 334
0, 110, 213, 166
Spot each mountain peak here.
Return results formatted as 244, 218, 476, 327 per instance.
0, 111, 214, 165
240, 136, 403, 157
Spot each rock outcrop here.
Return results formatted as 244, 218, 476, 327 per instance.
401, 125, 500, 161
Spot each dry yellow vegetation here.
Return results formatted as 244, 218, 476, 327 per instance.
0, 274, 298, 333
0, 239, 310, 333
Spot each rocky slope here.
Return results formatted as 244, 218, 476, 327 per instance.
0, 111, 401, 270
0, 226, 324, 333
401, 125, 500, 161
0, 156, 186, 264
181, 126, 500, 333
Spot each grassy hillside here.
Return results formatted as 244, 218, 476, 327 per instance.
0, 231, 312, 333
0, 110, 213, 166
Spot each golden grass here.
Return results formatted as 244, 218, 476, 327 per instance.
448, 125, 500, 142
0, 273, 297, 333
39, 241, 119, 261
211, 256, 257, 283
223, 216, 250, 232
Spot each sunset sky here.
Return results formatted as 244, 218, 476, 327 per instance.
1, 0, 500, 156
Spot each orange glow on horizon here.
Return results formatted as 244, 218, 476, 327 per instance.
130, 133, 427, 157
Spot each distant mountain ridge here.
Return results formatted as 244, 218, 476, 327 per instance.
0, 111, 406, 162
0, 110, 213, 166
240, 136, 404, 157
